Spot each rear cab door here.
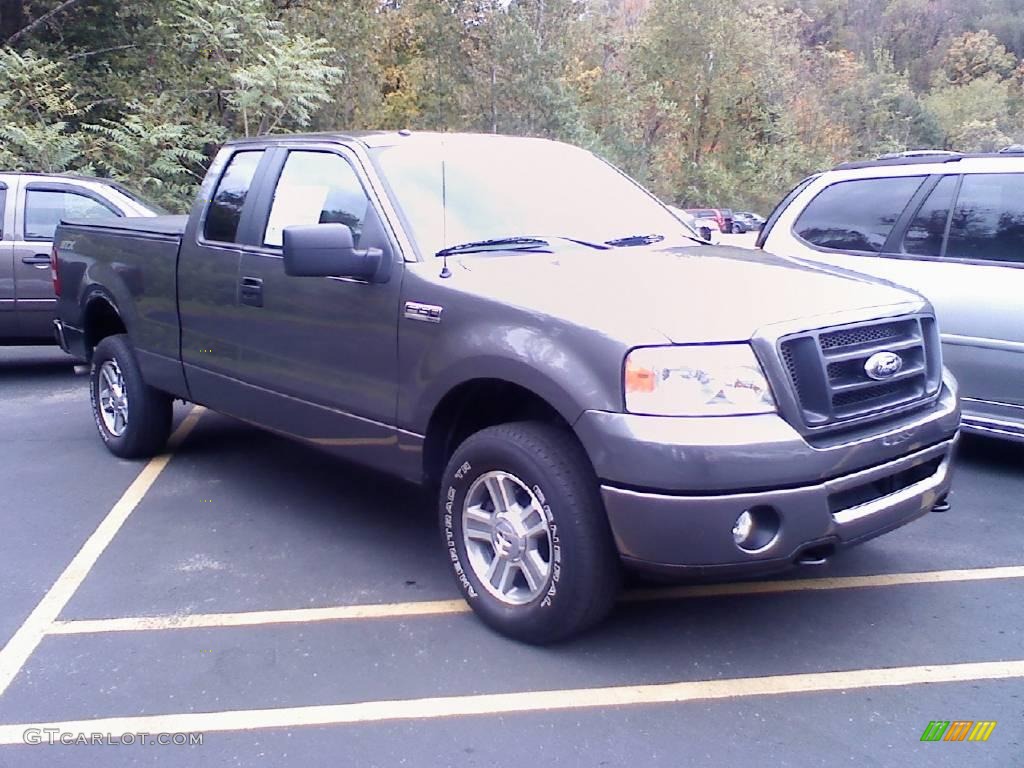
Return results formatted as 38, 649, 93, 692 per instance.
177, 146, 270, 412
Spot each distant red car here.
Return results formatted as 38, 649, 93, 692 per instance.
684, 208, 733, 233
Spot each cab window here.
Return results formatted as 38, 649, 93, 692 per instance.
263, 151, 369, 248
203, 151, 264, 244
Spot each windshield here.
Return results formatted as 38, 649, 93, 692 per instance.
371, 136, 697, 258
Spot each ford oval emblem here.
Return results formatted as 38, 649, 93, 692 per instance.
865, 351, 903, 380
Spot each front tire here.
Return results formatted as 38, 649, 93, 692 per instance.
90, 334, 173, 458
440, 422, 620, 643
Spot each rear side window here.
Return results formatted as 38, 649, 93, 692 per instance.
794, 176, 925, 253
24, 189, 119, 240
0, 187, 5, 237
204, 151, 263, 243
901, 175, 957, 258
945, 173, 1024, 263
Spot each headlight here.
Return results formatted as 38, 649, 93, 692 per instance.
624, 344, 776, 416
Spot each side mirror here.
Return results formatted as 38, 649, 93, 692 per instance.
282, 224, 384, 281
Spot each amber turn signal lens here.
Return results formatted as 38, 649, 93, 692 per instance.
625, 359, 656, 393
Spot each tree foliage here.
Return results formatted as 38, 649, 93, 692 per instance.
0, 0, 1022, 212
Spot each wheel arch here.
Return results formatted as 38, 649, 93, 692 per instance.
81, 292, 127, 358
422, 377, 582, 488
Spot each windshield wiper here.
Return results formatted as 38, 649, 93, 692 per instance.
435, 235, 607, 258
604, 233, 666, 247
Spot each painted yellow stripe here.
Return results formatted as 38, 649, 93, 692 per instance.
48, 598, 468, 635
0, 659, 1021, 744
47, 564, 1024, 636
0, 407, 204, 697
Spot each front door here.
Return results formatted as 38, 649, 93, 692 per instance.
15, 181, 120, 340
234, 147, 404, 472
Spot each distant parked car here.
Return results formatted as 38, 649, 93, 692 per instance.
0, 173, 163, 345
732, 211, 765, 233
684, 208, 733, 233
759, 149, 1024, 442
669, 206, 720, 243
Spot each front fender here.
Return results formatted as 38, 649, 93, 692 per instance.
403, 320, 626, 435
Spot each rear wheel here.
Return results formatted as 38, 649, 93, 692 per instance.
440, 421, 620, 643
90, 334, 173, 458
732, 223, 743, 234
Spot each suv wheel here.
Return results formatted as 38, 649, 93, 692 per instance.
440, 421, 620, 643
90, 334, 173, 458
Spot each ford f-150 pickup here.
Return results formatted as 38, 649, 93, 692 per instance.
53, 132, 960, 643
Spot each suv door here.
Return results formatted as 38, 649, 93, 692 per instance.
0, 178, 13, 340
913, 172, 1024, 423
16, 180, 121, 341
230, 145, 404, 472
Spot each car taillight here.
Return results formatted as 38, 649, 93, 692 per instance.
50, 245, 61, 297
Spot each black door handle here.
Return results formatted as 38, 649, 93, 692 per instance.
240, 276, 263, 307
22, 254, 51, 266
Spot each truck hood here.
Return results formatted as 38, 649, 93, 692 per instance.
452, 244, 923, 343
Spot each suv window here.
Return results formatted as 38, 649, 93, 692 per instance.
263, 151, 369, 248
204, 151, 263, 243
24, 189, 118, 240
945, 173, 1024, 263
901, 175, 957, 258
794, 176, 925, 253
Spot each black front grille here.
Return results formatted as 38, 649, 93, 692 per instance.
819, 323, 903, 350
778, 315, 941, 429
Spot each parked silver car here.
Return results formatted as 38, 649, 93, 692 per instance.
0, 172, 162, 345
759, 150, 1024, 442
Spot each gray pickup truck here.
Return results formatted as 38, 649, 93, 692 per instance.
54, 132, 960, 643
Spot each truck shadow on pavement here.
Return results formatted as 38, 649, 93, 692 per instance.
0, 347, 77, 382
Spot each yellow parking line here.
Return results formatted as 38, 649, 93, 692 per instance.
0, 658, 1020, 742
47, 564, 1024, 636
49, 598, 469, 635
0, 407, 205, 697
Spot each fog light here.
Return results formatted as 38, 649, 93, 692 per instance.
732, 511, 754, 545
731, 506, 781, 552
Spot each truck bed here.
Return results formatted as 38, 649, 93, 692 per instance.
55, 215, 189, 397
61, 214, 187, 238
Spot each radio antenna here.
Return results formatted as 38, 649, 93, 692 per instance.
440, 148, 451, 278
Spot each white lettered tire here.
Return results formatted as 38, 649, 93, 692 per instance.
90, 334, 173, 458
440, 421, 620, 643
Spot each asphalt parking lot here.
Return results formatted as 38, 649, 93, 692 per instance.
1, 345, 1022, 767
